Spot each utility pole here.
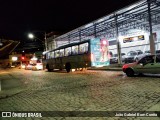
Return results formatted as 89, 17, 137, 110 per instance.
115, 14, 122, 65
148, 0, 155, 55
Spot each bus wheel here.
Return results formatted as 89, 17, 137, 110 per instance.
48, 68, 52, 72
65, 63, 71, 73
46, 64, 52, 72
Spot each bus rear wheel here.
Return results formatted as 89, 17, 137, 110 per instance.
65, 63, 71, 73
46, 64, 52, 72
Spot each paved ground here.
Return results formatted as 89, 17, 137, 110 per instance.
0, 68, 160, 120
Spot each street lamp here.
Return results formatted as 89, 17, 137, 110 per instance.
28, 32, 47, 51
28, 33, 34, 39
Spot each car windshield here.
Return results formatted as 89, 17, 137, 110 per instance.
113, 54, 118, 57
138, 55, 155, 64
113, 53, 125, 57
121, 53, 125, 56
137, 51, 143, 55
127, 52, 137, 56
145, 50, 150, 53
156, 55, 160, 62
156, 50, 160, 54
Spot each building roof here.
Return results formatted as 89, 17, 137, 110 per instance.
0, 40, 20, 58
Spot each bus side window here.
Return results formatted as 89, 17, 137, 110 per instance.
79, 42, 88, 54
65, 47, 71, 56
65, 48, 68, 56
68, 51, 71, 56
84, 43, 88, 53
60, 49, 64, 57
45, 55, 47, 60
43, 54, 46, 60
79, 46, 82, 54
48, 53, 51, 59
72, 45, 78, 55
51, 51, 54, 58
55, 50, 60, 58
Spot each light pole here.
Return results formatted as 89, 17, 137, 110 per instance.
0, 39, 3, 46
44, 32, 47, 51
28, 32, 47, 51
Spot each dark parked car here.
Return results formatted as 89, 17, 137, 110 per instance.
144, 50, 150, 54
110, 53, 126, 64
134, 53, 149, 62
156, 50, 160, 54
144, 50, 160, 54
136, 50, 143, 55
110, 54, 118, 63
124, 50, 143, 63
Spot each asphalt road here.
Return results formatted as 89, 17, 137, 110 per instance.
0, 68, 160, 120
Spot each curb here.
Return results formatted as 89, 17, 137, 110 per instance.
88, 67, 122, 71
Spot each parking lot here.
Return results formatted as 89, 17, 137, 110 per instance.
0, 68, 160, 120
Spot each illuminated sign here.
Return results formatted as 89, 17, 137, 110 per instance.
90, 38, 110, 67
12, 57, 18, 61
123, 35, 144, 43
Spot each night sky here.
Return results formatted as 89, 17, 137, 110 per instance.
0, 0, 139, 50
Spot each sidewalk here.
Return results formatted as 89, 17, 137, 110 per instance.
0, 67, 26, 99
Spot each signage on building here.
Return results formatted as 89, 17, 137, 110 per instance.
123, 35, 145, 43
12, 57, 18, 61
